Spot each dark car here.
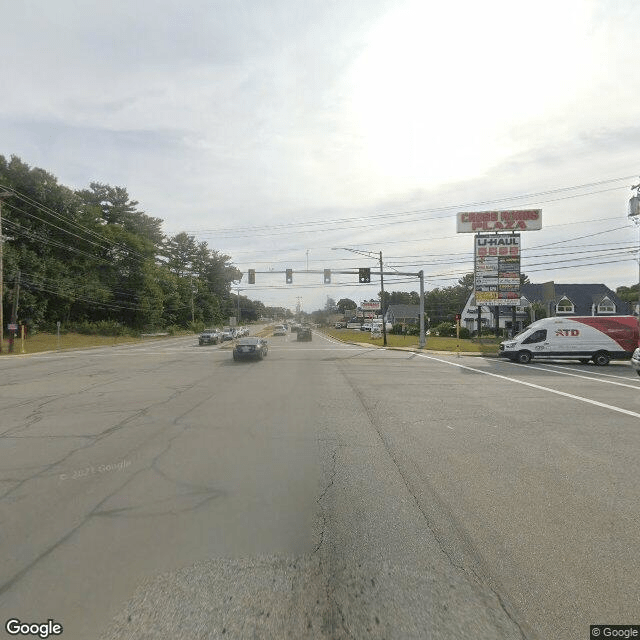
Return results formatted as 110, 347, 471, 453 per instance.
297, 327, 312, 341
233, 337, 268, 361
198, 328, 220, 345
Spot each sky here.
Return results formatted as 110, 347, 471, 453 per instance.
2, 0, 639, 312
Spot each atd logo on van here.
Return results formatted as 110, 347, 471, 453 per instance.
556, 329, 580, 337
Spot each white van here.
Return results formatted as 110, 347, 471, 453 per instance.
499, 316, 639, 365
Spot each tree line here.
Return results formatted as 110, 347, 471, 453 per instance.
0, 155, 263, 333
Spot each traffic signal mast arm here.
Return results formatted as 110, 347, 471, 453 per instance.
244, 269, 420, 277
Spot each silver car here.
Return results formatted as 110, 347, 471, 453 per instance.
198, 329, 220, 345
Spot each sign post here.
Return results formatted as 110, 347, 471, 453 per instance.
458, 209, 542, 336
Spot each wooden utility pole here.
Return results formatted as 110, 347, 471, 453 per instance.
379, 251, 387, 346
9, 270, 20, 352
0, 191, 13, 353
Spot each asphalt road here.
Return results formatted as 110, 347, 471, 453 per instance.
0, 329, 639, 639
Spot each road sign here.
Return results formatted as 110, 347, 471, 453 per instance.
457, 209, 542, 233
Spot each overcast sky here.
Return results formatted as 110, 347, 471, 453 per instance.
2, 0, 639, 312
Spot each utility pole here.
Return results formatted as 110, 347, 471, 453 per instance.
630, 181, 640, 317
419, 270, 425, 348
236, 287, 241, 323
189, 273, 195, 324
9, 270, 20, 352
379, 251, 387, 346
0, 190, 13, 354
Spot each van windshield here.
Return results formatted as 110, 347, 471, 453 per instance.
512, 327, 533, 340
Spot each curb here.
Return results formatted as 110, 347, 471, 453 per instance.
320, 332, 496, 358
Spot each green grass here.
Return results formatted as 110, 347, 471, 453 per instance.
321, 328, 500, 354
0, 332, 147, 355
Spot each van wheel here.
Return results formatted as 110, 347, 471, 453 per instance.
593, 351, 610, 366
516, 351, 532, 364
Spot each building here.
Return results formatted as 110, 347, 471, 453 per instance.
385, 304, 420, 327
461, 282, 631, 335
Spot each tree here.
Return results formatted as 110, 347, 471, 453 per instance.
0, 154, 265, 333
325, 297, 337, 312
336, 298, 357, 314
380, 291, 419, 307
617, 284, 638, 304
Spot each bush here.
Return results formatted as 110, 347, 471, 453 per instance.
391, 323, 404, 335
67, 320, 129, 336
433, 322, 456, 337
459, 327, 470, 339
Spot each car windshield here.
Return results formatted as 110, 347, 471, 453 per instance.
1, 3, 637, 639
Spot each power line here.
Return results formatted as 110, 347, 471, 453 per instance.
176, 176, 635, 237
1, 185, 153, 262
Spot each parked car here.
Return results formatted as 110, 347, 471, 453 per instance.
631, 347, 640, 376
198, 328, 220, 345
297, 327, 312, 341
233, 337, 268, 361
273, 325, 287, 336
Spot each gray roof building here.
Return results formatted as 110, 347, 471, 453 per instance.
385, 304, 420, 325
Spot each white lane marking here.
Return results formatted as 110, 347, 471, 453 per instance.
415, 353, 640, 420
271, 347, 364, 351
497, 360, 640, 389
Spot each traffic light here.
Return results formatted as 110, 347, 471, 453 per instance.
286, 269, 293, 284
248, 269, 255, 284
358, 267, 371, 283
324, 269, 331, 284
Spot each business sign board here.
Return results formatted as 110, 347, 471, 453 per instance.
474, 234, 521, 306
361, 301, 381, 310
457, 210, 542, 233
